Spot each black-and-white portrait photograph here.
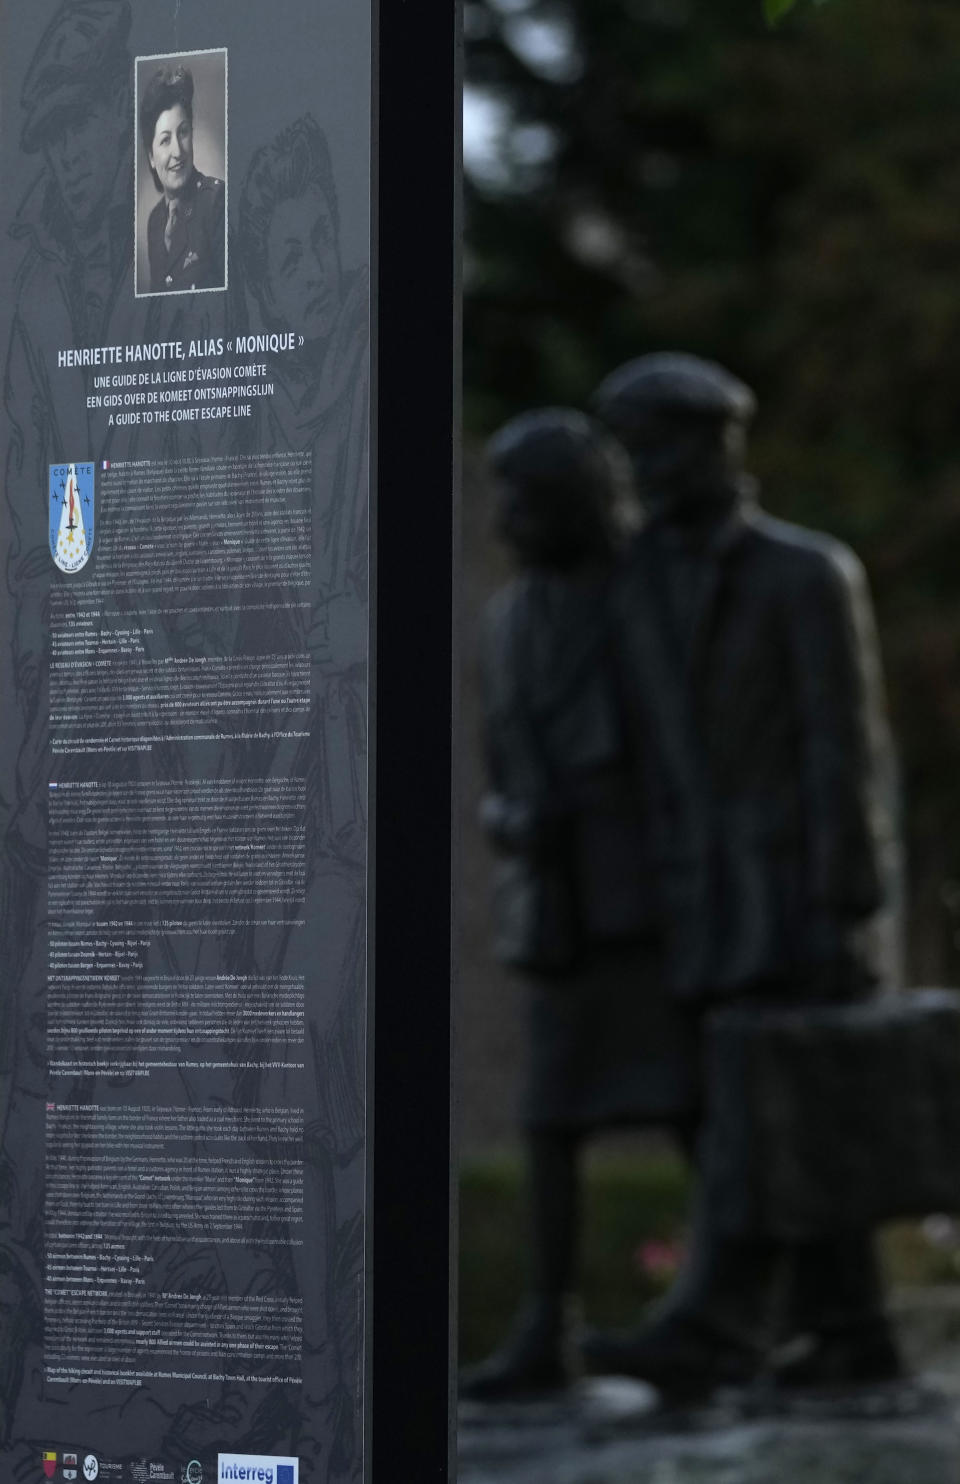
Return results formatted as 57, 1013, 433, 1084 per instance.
135, 47, 227, 296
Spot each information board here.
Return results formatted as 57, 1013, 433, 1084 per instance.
0, 1, 455, 1479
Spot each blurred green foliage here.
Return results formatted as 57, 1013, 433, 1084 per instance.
459, 1148, 691, 1362
765, 0, 797, 19
765, 0, 829, 22
464, 0, 960, 978
459, 1153, 960, 1363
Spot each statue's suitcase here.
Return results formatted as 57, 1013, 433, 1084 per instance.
702, 989, 960, 1237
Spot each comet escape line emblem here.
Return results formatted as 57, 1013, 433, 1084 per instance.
50, 462, 95, 572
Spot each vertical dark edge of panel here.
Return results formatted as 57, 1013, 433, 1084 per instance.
450, 6, 465, 1474
371, 0, 459, 1478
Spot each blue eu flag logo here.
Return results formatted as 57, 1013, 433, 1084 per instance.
277, 1469, 295, 1484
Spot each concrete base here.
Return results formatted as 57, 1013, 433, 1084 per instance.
459, 1377, 960, 1484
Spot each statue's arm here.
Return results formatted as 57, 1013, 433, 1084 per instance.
477, 587, 567, 855
785, 544, 892, 922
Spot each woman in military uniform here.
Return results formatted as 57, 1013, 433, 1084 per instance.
139, 63, 225, 293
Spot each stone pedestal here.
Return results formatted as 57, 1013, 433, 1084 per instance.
459, 1376, 960, 1484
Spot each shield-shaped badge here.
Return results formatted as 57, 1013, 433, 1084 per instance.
49, 462, 95, 573
43, 1453, 57, 1479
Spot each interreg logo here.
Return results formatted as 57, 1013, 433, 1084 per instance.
217, 1458, 298, 1484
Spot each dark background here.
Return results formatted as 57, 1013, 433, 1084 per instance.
457, 0, 960, 1151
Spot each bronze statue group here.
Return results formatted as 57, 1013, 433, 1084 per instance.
463, 354, 903, 1405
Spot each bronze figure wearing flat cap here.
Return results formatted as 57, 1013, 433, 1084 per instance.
581, 352, 903, 1398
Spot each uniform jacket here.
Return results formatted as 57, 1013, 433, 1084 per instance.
612, 500, 899, 1001
147, 168, 225, 293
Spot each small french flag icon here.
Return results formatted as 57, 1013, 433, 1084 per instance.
101, 460, 110, 471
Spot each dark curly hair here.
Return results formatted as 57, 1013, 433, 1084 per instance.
139, 63, 193, 192
487, 409, 626, 568
239, 114, 339, 309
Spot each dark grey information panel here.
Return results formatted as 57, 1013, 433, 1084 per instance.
1, 2, 373, 1481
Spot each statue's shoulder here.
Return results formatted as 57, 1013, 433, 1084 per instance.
745, 510, 865, 594
482, 574, 535, 637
